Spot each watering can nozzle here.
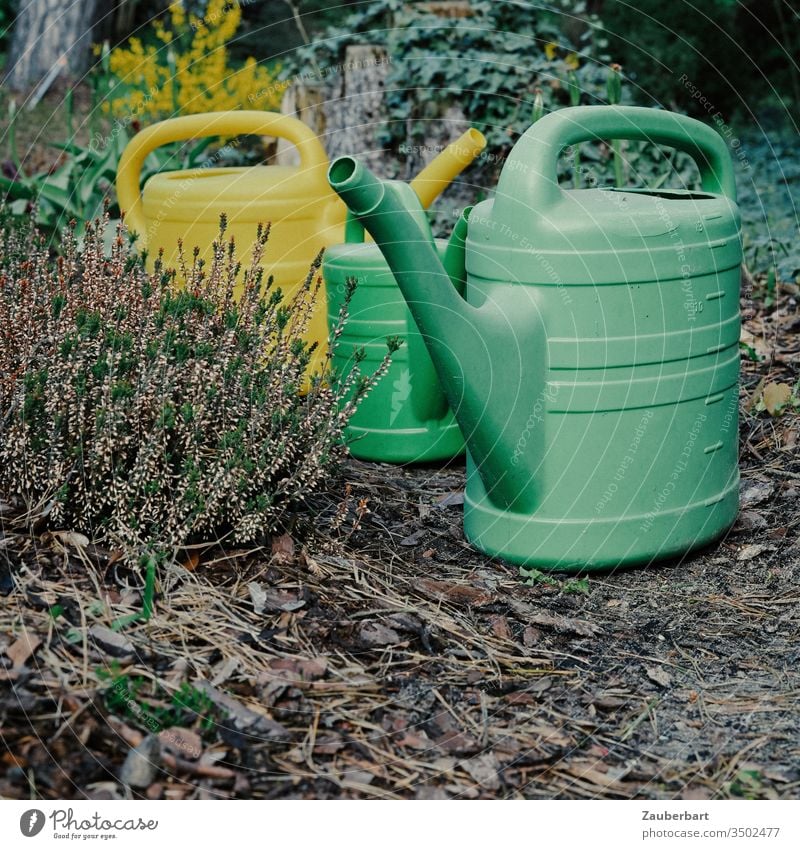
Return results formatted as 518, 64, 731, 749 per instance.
328, 157, 386, 217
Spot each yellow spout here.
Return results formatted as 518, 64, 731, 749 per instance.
410, 127, 486, 209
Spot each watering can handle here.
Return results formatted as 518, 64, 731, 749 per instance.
116, 111, 329, 248
498, 105, 738, 210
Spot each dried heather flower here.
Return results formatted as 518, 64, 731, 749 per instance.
0, 209, 392, 553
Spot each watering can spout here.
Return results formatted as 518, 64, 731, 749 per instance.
329, 158, 546, 512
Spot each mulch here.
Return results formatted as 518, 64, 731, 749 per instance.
1, 276, 798, 800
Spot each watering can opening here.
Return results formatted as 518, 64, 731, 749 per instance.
606, 187, 718, 201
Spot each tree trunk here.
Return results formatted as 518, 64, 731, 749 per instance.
5, 0, 100, 91
277, 45, 392, 174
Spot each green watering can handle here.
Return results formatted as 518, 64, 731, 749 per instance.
497, 105, 738, 211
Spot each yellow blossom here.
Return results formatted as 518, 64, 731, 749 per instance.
102, 0, 284, 122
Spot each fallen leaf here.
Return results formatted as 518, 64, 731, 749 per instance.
271, 533, 295, 564
733, 510, 768, 532
195, 681, 290, 740
737, 543, 775, 561
119, 735, 160, 789
358, 621, 403, 647
397, 731, 432, 750
158, 727, 202, 761
488, 615, 512, 641
400, 528, 428, 547
459, 752, 500, 790
646, 666, 672, 687
210, 657, 239, 686
762, 382, 792, 416
5, 633, 42, 668
432, 727, 480, 755
525, 612, 603, 637
313, 734, 345, 755
263, 656, 328, 682
418, 578, 493, 608
248, 581, 267, 615
522, 626, 541, 646
564, 759, 626, 791
52, 530, 90, 548
739, 479, 775, 507
591, 693, 629, 710
342, 768, 375, 787
181, 552, 200, 572
428, 712, 480, 755
89, 625, 134, 658
436, 490, 465, 509
255, 588, 305, 613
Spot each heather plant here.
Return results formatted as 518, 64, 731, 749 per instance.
0, 209, 393, 553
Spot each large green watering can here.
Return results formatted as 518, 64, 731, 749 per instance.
329, 106, 742, 572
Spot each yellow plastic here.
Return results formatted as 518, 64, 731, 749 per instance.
410, 128, 486, 208
116, 112, 485, 377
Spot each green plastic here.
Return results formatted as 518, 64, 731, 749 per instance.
324, 200, 467, 463
329, 105, 742, 572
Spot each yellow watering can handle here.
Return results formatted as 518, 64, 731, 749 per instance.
116, 111, 330, 248
410, 127, 486, 209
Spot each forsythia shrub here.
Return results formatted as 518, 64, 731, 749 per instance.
105, 0, 286, 121
0, 210, 393, 550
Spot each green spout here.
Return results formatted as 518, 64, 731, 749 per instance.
443, 205, 471, 294
328, 157, 546, 512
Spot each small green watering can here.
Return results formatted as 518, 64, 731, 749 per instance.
325, 128, 485, 463
329, 106, 742, 572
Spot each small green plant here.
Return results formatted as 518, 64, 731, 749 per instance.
0, 105, 216, 249
99, 667, 225, 736
111, 552, 157, 631
739, 340, 761, 363
0, 210, 393, 556
520, 566, 590, 595
728, 767, 765, 799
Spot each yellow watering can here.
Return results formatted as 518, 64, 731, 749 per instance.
116, 111, 485, 376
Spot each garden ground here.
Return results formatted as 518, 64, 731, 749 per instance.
1, 273, 798, 800
1, 82, 798, 799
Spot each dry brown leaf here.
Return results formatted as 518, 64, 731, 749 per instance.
52, 530, 90, 548
564, 759, 626, 791
418, 578, 493, 608
358, 621, 403, 647
248, 581, 267, 615
645, 666, 672, 687
737, 542, 775, 561
435, 490, 465, 509
763, 382, 792, 415
181, 552, 200, 572
271, 533, 295, 564
459, 752, 501, 790
489, 614, 513, 641
526, 612, 603, 637
5, 633, 42, 669
158, 727, 202, 761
